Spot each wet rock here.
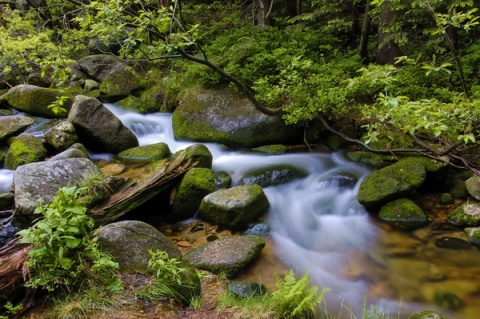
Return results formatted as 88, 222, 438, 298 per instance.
185, 235, 265, 278
464, 227, 480, 246
0, 84, 72, 118
0, 221, 19, 246
434, 237, 474, 250
227, 281, 267, 298
5, 133, 47, 170
48, 143, 89, 161
118, 142, 171, 163
68, 95, 138, 153
0, 115, 34, 142
11, 158, 100, 228
238, 164, 307, 188
244, 223, 271, 236
251, 144, 288, 155
199, 184, 270, 230
95, 220, 200, 302
169, 168, 216, 221
357, 158, 428, 208
181, 144, 213, 169
214, 171, 231, 190
44, 120, 78, 151
447, 203, 480, 227
379, 198, 428, 230
172, 87, 301, 148
0, 192, 14, 210
408, 310, 446, 319
433, 291, 463, 310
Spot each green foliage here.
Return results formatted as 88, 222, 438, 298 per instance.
0, 302, 23, 319
272, 270, 329, 319
17, 186, 122, 293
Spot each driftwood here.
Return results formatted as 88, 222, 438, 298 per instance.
90, 152, 194, 225
0, 153, 194, 313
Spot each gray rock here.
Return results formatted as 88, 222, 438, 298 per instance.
172, 87, 301, 148
99, 66, 143, 102
169, 168, 216, 222
95, 220, 200, 302
49, 143, 90, 161
0, 115, 34, 142
5, 133, 47, 170
0, 84, 71, 118
186, 235, 265, 278
68, 95, 138, 153
11, 158, 100, 228
44, 121, 78, 151
198, 184, 270, 230
226, 281, 267, 298
238, 164, 307, 188
77, 54, 122, 82
465, 174, 480, 200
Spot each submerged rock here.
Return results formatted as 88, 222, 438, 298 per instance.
185, 235, 265, 278
379, 198, 428, 230
199, 184, 270, 230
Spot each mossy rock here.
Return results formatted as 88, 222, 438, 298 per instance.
5, 133, 47, 169
169, 168, 216, 221
345, 151, 387, 166
325, 134, 349, 150
379, 198, 428, 229
181, 144, 213, 169
214, 171, 232, 190
185, 235, 265, 278
408, 310, 446, 319
357, 158, 427, 208
251, 144, 288, 155
99, 66, 144, 102
0, 115, 34, 142
440, 193, 453, 204
433, 291, 462, 311
117, 84, 165, 113
238, 164, 307, 188
465, 174, 480, 200
464, 227, 480, 245
447, 203, 480, 227
227, 281, 267, 298
199, 184, 270, 230
118, 142, 171, 163
1, 84, 72, 118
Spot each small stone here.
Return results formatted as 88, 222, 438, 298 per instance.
177, 240, 191, 247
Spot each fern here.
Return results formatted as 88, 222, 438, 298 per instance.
272, 270, 329, 319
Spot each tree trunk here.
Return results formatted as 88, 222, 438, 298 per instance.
158, 0, 172, 8
359, 0, 371, 64
375, 0, 403, 65
256, 0, 272, 26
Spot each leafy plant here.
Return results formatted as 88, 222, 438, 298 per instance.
272, 270, 329, 319
0, 301, 23, 319
17, 186, 122, 293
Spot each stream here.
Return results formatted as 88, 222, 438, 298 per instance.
3, 104, 480, 318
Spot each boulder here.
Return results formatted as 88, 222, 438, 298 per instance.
77, 54, 122, 82
447, 203, 480, 227
44, 120, 78, 151
181, 144, 213, 169
95, 220, 200, 302
238, 164, 307, 188
48, 143, 90, 161
464, 227, 480, 246
214, 171, 231, 190
185, 235, 265, 278
11, 158, 100, 228
0, 115, 34, 142
357, 158, 428, 208
251, 144, 288, 155
169, 168, 215, 221
465, 174, 480, 200
5, 133, 47, 170
68, 95, 138, 153
379, 198, 428, 229
117, 84, 165, 113
198, 184, 270, 230
99, 66, 143, 102
118, 142, 171, 163
172, 88, 301, 148
408, 310, 446, 319
0, 84, 71, 118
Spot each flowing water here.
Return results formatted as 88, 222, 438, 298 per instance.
3, 104, 480, 318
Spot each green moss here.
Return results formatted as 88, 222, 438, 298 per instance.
251, 144, 288, 155
345, 151, 387, 166
440, 193, 453, 204
357, 158, 426, 208
464, 227, 480, 245
379, 198, 428, 229
118, 142, 171, 163
5, 133, 47, 169
447, 203, 480, 227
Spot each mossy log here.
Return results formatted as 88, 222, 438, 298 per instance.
90, 152, 194, 225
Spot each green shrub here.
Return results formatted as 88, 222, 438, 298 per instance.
18, 186, 122, 293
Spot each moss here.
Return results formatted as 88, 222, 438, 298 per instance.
182, 144, 213, 169
4, 133, 47, 169
379, 198, 428, 229
251, 144, 288, 155
345, 151, 386, 166
464, 227, 480, 245
447, 203, 480, 227
357, 158, 426, 208
440, 193, 453, 204
118, 142, 171, 163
